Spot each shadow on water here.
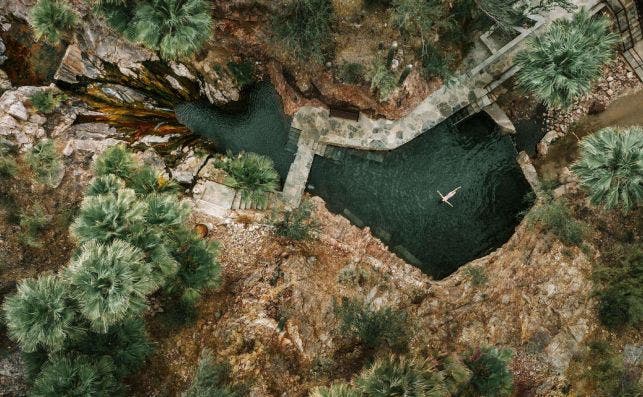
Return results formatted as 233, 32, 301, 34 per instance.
176, 83, 532, 279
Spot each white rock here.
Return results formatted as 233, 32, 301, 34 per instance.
7, 101, 28, 121
62, 141, 74, 156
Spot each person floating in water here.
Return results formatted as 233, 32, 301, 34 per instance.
437, 186, 461, 207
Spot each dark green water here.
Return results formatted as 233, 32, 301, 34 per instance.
176, 83, 532, 279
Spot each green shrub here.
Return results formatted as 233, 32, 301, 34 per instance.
30, 90, 59, 114
572, 126, 642, 212
29, 0, 77, 45
130, 0, 212, 60
514, 10, 618, 108
310, 383, 360, 397
465, 265, 487, 287
228, 61, 255, 88
167, 230, 221, 304
30, 354, 120, 397
271, 200, 320, 240
86, 174, 126, 197
129, 166, 179, 196
71, 188, 146, 244
273, 0, 334, 63
525, 199, 586, 246
18, 205, 50, 248
593, 244, 642, 329
96, 0, 138, 36
2, 275, 79, 353
370, 62, 397, 102
25, 139, 64, 188
356, 356, 441, 396
69, 318, 153, 378
580, 341, 641, 397
0, 139, 18, 178
66, 240, 156, 332
337, 62, 365, 84
214, 152, 279, 207
335, 298, 409, 352
93, 144, 137, 180
183, 349, 245, 397
463, 347, 513, 397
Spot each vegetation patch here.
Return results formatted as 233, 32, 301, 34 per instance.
29, 0, 77, 45
214, 152, 280, 208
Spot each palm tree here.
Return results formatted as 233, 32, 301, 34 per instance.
130, 0, 212, 60
66, 240, 156, 332
215, 152, 280, 208
30, 354, 120, 396
2, 275, 79, 353
572, 126, 642, 212
29, 0, 77, 45
309, 383, 360, 397
356, 355, 452, 397
514, 9, 618, 108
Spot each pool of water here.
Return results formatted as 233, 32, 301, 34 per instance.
175, 84, 296, 180
176, 83, 532, 279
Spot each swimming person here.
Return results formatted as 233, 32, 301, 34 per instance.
437, 186, 461, 207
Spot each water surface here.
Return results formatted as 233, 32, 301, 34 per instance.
176, 84, 532, 279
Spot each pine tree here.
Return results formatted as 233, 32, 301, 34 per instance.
572, 126, 642, 212
2, 275, 80, 353
514, 9, 618, 108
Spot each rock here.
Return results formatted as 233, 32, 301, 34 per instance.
0, 69, 11, 93
537, 141, 548, 157
587, 100, 605, 115
483, 103, 516, 135
62, 140, 74, 156
517, 151, 541, 193
7, 101, 28, 121
99, 83, 150, 105
170, 150, 208, 184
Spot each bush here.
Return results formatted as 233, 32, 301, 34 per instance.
167, 230, 221, 304
66, 240, 156, 332
337, 62, 365, 84
356, 356, 448, 396
525, 199, 586, 246
86, 174, 126, 197
593, 244, 642, 329
0, 155, 18, 178
370, 62, 397, 102
71, 188, 146, 244
214, 152, 279, 207
18, 205, 50, 248
25, 139, 64, 188
30, 90, 59, 114
273, 0, 334, 63
310, 383, 360, 397
2, 275, 79, 353
30, 354, 120, 397
29, 0, 77, 45
465, 266, 487, 287
463, 347, 513, 397
130, 0, 212, 60
183, 349, 245, 397
271, 200, 320, 240
572, 126, 642, 212
228, 61, 255, 88
335, 298, 409, 352
130, 165, 180, 196
514, 9, 617, 108
580, 341, 641, 397
69, 318, 153, 378
93, 144, 137, 180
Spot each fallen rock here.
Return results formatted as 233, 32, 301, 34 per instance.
588, 100, 606, 115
